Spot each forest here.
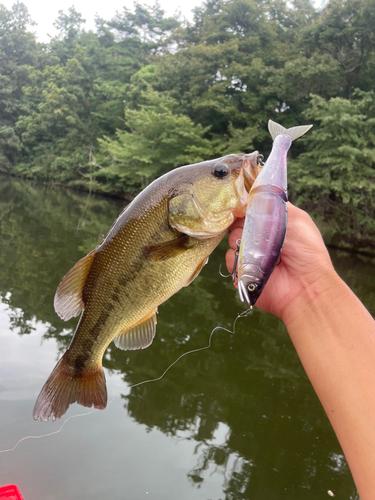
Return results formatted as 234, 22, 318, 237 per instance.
0, 0, 374, 250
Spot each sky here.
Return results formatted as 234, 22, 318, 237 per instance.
2, 0, 202, 42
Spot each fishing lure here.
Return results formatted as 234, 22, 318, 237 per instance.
237, 120, 312, 306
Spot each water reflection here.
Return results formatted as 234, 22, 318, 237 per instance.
0, 175, 123, 343
0, 174, 367, 499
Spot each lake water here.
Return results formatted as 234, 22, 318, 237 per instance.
0, 174, 373, 499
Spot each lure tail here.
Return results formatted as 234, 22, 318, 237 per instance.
33, 351, 107, 421
268, 120, 312, 142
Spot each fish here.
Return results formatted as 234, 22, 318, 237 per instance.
33, 152, 262, 421
237, 120, 312, 306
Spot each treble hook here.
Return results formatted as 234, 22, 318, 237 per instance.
219, 239, 241, 282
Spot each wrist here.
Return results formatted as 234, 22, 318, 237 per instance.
280, 266, 346, 329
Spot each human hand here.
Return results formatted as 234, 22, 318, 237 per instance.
225, 203, 336, 322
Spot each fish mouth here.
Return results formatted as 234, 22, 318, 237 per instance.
243, 169, 253, 194
234, 151, 260, 213
242, 151, 261, 193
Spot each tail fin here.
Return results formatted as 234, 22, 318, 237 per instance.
33, 352, 107, 421
268, 119, 312, 142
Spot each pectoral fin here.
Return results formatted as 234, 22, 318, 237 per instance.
143, 235, 192, 261
54, 250, 96, 321
113, 309, 158, 351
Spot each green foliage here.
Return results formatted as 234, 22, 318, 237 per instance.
217, 123, 260, 155
50, 6, 87, 63
0, 2, 39, 170
96, 2, 179, 70
1, 0, 375, 247
309, 0, 375, 97
290, 91, 375, 246
156, 0, 280, 138
98, 81, 213, 193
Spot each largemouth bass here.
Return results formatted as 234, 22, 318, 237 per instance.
237, 120, 312, 306
34, 153, 261, 421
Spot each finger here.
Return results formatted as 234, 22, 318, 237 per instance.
225, 248, 234, 273
229, 217, 245, 232
228, 228, 243, 250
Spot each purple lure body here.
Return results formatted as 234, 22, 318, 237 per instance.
237, 134, 291, 305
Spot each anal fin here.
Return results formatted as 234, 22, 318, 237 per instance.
114, 309, 158, 351
54, 249, 96, 321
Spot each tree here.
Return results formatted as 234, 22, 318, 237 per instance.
97, 75, 213, 194
156, 0, 280, 139
99, 2, 179, 67
310, 0, 375, 98
0, 3, 40, 171
13, 3, 181, 193
290, 90, 375, 249
50, 6, 86, 63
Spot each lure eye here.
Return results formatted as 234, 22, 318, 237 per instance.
212, 163, 229, 179
247, 283, 257, 292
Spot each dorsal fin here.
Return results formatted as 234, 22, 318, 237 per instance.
54, 250, 96, 321
268, 119, 312, 142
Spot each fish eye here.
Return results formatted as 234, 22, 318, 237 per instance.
212, 163, 229, 179
247, 283, 257, 292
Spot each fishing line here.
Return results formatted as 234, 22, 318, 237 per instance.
0, 398, 117, 454
0, 308, 252, 454
0, 410, 97, 454
128, 308, 252, 390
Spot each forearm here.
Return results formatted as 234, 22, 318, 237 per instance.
282, 270, 375, 499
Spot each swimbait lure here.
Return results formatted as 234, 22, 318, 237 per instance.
237, 120, 312, 306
